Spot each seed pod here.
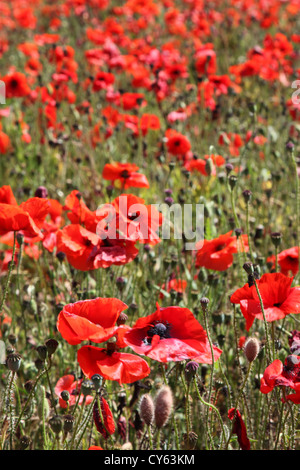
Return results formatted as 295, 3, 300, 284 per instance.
6, 352, 22, 372
63, 414, 75, 433
139, 394, 155, 426
154, 386, 173, 429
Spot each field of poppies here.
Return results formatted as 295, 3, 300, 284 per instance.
0, 0, 300, 452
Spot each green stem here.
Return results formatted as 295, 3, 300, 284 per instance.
0, 231, 17, 314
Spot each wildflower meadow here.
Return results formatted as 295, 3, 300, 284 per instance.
0, 0, 299, 454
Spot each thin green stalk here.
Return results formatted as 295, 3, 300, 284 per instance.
193, 377, 226, 448
253, 278, 273, 363
0, 231, 17, 314
224, 362, 253, 450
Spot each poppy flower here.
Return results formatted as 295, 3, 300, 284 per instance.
228, 408, 251, 450
195, 231, 249, 272
123, 304, 222, 363
102, 162, 149, 189
0, 203, 42, 237
0, 128, 11, 154
159, 278, 187, 299
230, 273, 300, 331
2, 72, 30, 98
165, 130, 191, 157
260, 356, 300, 394
103, 193, 163, 245
77, 345, 151, 385
267, 247, 299, 276
93, 395, 115, 439
184, 155, 225, 176
55, 374, 93, 409
57, 297, 128, 346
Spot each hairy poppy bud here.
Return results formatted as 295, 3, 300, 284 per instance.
244, 337, 260, 362
185, 361, 199, 382
139, 394, 155, 427
243, 189, 252, 203
34, 186, 48, 198
154, 386, 173, 429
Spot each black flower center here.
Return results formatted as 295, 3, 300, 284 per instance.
120, 170, 130, 179
144, 321, 172, 344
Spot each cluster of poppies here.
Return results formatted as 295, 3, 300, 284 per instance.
56, 297, 222, 388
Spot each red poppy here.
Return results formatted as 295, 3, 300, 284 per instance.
267, 247, 299, 276
93, 395, 115, 439
159, 278, 187, 299
195, 231, 249, 272
184, 155, 225, 176
123, 304, 222, 363
0, 203, 42, 237
77, 345, 151, 385
57, 297, 128, 346
228, 408, 251, 450
55, 374, 93, 409
230, 273, 300, 331
2, 72, 30, 98
102, 162, 149, 189
165, 130, 191, 157
105, 194, 163, 245
0, 186, 17, 205
0, 128, 11, 154
260, 356, 300, 394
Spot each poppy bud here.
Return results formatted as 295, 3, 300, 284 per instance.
34, 186, 48, 198
225, 163, 234, 175
286, 141, 294, 153
243, 262, 254, 275
205, 158, 214, 176
117, 312, 128, 326
244, 337, 260, 362
154, 386, 173, 429
243, 189, 252, 203
117, 415, 127, 441
185, 361, 199, 382
139, 394, 155, 427
116, 277, 127, 291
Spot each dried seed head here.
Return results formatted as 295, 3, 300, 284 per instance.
154, 386, 173, 429
244, 337, 260, 363
63, 414, 75, 433
49, 415, 63, 435
45, 338, 59, 356
139, 394, 155, 427
6, 352, 22, 372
